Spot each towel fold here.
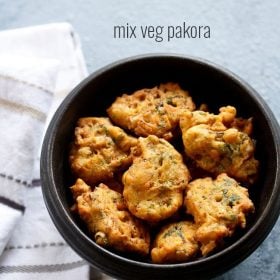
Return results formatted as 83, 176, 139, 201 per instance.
0, 23, 96, 280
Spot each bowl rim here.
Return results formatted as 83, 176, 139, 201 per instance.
41, 53, 280, 273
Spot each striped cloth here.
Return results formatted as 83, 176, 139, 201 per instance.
0, 23, 112, 280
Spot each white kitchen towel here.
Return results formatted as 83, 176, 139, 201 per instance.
0, 54, 59, 255
0, 23, 106, 280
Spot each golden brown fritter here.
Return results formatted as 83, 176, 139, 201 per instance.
71, 179, 150, 256
69, 117, 137, 185
180, 106, 253, 135
180, 107, 258, 184
185, 173, 255, 256
122, 135, 191, 223
181, 125, 258, 184
107, 82, 195, 140
151, 221, 199, 264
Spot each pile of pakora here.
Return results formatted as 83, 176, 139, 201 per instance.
69, 83, 258, 264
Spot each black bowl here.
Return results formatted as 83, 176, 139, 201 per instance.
41, 54, 280, 280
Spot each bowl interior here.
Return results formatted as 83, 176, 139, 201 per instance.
42, 55, 280, 279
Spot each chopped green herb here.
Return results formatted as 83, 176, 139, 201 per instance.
228, 194, 241, 207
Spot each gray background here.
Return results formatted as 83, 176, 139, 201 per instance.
0, 0, 280, 279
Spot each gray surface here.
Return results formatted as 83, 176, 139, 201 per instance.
1, 0, 280, 279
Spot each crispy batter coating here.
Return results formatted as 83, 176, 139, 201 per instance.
122, 135, 191, 223
180, 106, 253, 135
107, 82, 195, 140
71, 179, 150, 256
182, 125, 258, 184
151, 221, 199, 263
69, 117, 137, 185
180, 107, 258, 184
185, 174, 255, 256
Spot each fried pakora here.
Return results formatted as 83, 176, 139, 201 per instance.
122, 135, 191, 223
69, 117, 137, 185
107, 82, 195, 140
185, 173, 255, 256
180, 106, 253, 135
71, 179, 150, 256
151, 221, 199, 263
180, 106, 258, 184
68, 83, 260, 264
